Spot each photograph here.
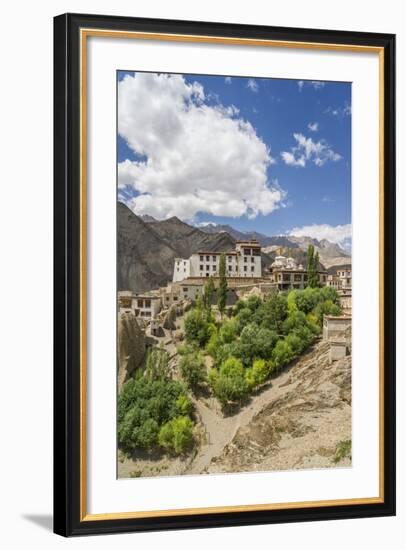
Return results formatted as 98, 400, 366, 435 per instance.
116, 70, 353, 479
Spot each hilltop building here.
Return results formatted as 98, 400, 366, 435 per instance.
268, 255, 327, 290
173, 240, 262, 282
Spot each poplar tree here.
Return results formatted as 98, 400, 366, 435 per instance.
306, 244, 319, 288
203, 276, 215, 311
217, 253, 227, 316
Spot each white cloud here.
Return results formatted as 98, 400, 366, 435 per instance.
325, 102, 351, 117
247, 78, 259, 92
118, 73, 284, 220
288, 223, 352, 248
224, 76, 232, 84
307, 122, 319, 132
297, 80, 325, 91
281, 133, 341, 167
195, 221, 218, 227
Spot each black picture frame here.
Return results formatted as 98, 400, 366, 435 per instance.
54, 12, 396, 537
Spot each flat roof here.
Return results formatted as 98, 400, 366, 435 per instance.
195, 251, 237, 255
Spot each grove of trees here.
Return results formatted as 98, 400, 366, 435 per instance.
118, 349, 195, 455
183, 286, 341, 409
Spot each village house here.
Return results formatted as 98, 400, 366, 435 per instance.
327, 267, 352, 291
118, 290, 162, 320
159, 281, 205, 306
172, 239, 262, 282
268, 255, 327, 290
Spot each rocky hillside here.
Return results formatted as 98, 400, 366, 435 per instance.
118, 203, 238, 293
205, 340, 352, 474
117, 312, 146, 390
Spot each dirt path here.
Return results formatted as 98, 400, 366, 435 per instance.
188, 359, 302, 474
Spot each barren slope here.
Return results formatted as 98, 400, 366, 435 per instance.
204, 340, 351, 474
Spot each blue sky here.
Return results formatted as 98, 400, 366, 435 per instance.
117, 70, 351, 247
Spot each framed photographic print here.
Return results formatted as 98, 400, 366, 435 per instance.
53, 13, 396, 536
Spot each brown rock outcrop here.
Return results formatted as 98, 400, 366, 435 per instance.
117, 312, 146, 391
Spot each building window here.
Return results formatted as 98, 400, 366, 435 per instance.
251, 257, 254, 263
244, 257, 248, 263
206, 265, 210, 271
145, 299, 151, 308
206, 273, 209, 277
243, 248, 251, 255
200, 264, 203, 270
183, 287, 188, 292
200, 255, 203, 262
252, 248, 261, 256
228, 256, 232, 262
212, 265, 216, 270
212, 255, 216, 261
244, 266, 247, 272
137, 299, 143, 308
173, 296, 178, 301
251, 265, 254, 272
228, 265, 232, 272
206, 255, 210, 261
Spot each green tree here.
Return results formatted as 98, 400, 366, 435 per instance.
245, 359, 270, 390
219, 319, 238, 344
184, 308, 210, 346
272, 340, 295, 370
306, 244, 319, 288
253, 293, 288, 333
217, 253, 228, 317
158, 416, 194, 454
209, 357, 248, 407
179, 350, 207, 390
203, 276, 215, 310
235, 306, 253, 333
117, 377, 193, 453
145, 348, 171, 381
236, 323, 278, 366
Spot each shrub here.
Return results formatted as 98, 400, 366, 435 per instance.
175, 394, 193, 416
158, 416, 194, 454
179, 350, 206, 390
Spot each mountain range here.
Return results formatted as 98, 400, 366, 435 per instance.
119, 204, 350, 293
